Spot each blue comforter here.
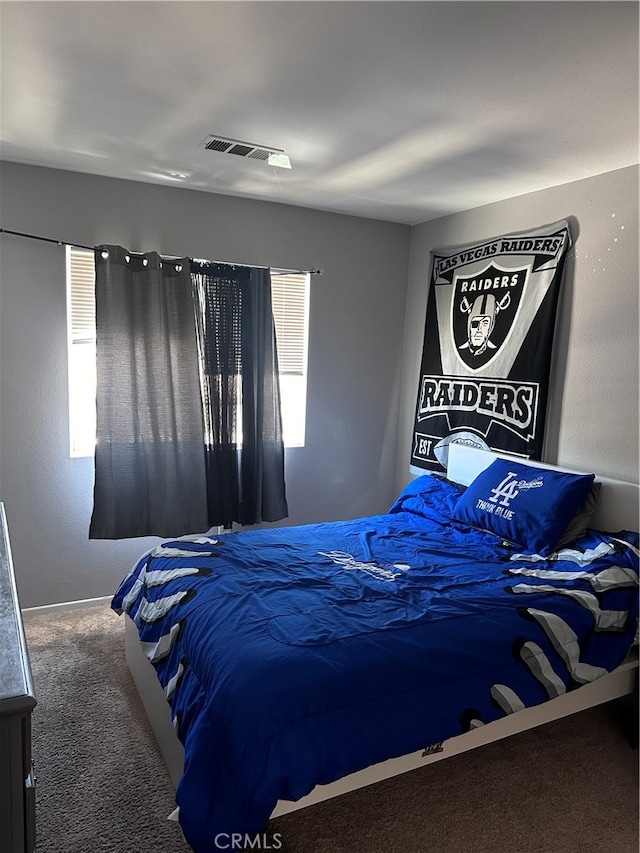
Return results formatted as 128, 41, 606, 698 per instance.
112, 475, 639, 852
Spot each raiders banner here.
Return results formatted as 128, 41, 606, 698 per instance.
410, 219, 572, 472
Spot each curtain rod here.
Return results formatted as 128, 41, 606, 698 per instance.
0, 228, 323, 276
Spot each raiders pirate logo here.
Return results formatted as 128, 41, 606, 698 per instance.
452, 264, 527, 370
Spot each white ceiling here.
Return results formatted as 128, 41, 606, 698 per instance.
1, 1, 638, 225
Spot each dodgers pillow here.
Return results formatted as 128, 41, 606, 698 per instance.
452, 459, 595, 555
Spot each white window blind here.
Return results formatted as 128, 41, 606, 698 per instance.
69, 248, 96, 343
270, 273, 309, 376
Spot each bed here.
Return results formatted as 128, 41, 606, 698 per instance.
114, 445, 639, 852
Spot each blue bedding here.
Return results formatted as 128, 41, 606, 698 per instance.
112, 475, 639, 853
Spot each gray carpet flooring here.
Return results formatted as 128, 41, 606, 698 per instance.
23, 604, 638, 853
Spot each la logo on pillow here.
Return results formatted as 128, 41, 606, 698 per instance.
477, 470, 544, 520
452, 458, 594, 555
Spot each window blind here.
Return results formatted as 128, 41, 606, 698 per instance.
69, 247, 96, 344
270, 273, 308, 376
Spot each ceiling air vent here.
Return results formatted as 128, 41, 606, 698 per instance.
199, 135, 291, 169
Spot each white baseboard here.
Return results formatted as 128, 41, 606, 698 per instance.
22, 595, 112, 618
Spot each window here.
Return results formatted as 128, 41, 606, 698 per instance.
66, 246, 309, 456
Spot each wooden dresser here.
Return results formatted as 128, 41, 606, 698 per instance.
0, 503, 36, 853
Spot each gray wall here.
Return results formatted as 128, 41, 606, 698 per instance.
0, 162, 410, 607
2, 162, 637, 608
396, 165, 639, 493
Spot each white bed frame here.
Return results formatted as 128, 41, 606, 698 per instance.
124, 445, 639, 819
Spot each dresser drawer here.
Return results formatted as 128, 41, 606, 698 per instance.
21, 716, 31, 779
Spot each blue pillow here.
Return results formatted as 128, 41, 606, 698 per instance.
389, 474, 464, 523
451, 459, 595, 555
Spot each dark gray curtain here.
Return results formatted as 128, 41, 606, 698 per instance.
191, 263, 288, 528
89, 246, 209, 539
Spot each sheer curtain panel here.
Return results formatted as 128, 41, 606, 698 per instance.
192, 263, 288, 528
89, 246, 209, 539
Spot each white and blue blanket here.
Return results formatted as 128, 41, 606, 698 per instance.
112, 475, 639, 853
